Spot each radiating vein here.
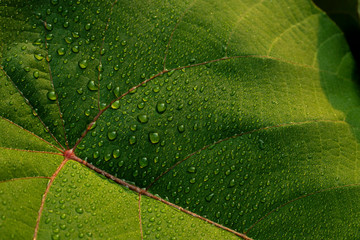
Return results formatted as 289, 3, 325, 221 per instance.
69, 155, 252, 240
33, 158, 68, 240
72, 54, 349, 151
0, 176, 50, 184
0, 66, 65, 151
146, 119, 346, 190
0, 115, 63, 153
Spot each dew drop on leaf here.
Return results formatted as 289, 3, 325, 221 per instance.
107, 131, 117, 141
87, 80, 98, 91
228, 179, 236, 188
139, 157, 149, 168
75, 207, 83, 214
45, 23, 53, 31
137, 114, 149, 123
187, 166, 196, 173
205, 193, 214, 202
34, 53, 44, 61
112, 149, 120, 158
85, 23, 91, 30
72, 46, 79, 53
57, 48, 65, 56
78, 59, 88, 69
113, 86, 120, 97
149, 132, 160, 144
33, 71, 39, 79
177, 125, 185, 133
156, 102, 166, 113
129, 135, 136, 145
111, 100, 121, 109
65, 36, 73, 44
47, 91, 57, 101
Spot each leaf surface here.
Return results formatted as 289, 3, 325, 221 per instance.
1, 0, 359, 239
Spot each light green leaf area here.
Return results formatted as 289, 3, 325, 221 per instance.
36, 160, 238, 240
1, 0, 360, 239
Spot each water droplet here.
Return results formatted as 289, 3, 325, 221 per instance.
84, 109, 91, 116
113, 87, 121, 97
156, 102, 166, 113
111, 100, 121, 109
137, 102, 145, 109
34, 53, 44, 61
259, 139, 265, 150
112, 149, 120, 158
205, 193, 214, 202
45, 23, 53, 31
107, 131, 117, 141
33, 71, 39, 79
129, 135, 137, 145
46, 34, 54, 41
130, 124, 137, 132
85, 23, 91, 31
187, 166, 196, 173
72, 46, 79, 53
72, 32, 80, 38
75, 207, 83, 214
65, 36, 73, 44
47, 91, 57, 101
137, 114, 149, 123
149, 132, 160, 144
177, 125, 185, 133
87, 80, 98, 91
228, 179, 236, 188
139, 157, 148, 168
57, 48, 65, 56
78, 59, 88, 69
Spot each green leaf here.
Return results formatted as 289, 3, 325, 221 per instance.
313, 0, 360, 66
1, 0, 359, 239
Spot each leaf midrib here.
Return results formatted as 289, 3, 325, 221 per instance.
0, 49, 351, 240
0, 1, 354, 238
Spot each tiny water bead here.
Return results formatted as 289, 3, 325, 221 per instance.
107, 131, 117, 141
75, 207, 83, 214
111, 100, 121, 109
85, 23, 91, 30
33, 71, 39, 79
129, 135, 137, 145
137, 114, 149, 123
149, 132, 160, 144
112, 149, 120, 158
78, 59, 88, 69
47, 91, 57, 101
139, 157, 149, 168
34, 53, 44, 61
57, 47, 65, 56
187, 166, 196, 173
156, 102, 166, 113
72, 46, 79, 53
87, 80, 98, 91
177, 125, 185, 133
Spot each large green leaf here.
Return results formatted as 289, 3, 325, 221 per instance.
313, 0, 360, 66
1, 0, 359, 239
